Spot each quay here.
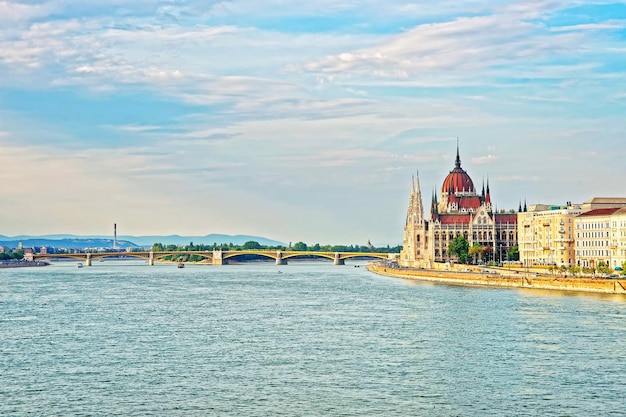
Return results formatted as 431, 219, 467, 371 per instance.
367, 263, 626, 295
0, 260, 49, 268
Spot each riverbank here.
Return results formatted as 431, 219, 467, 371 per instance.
367, 263, 626, 294
0, 260, 50, 268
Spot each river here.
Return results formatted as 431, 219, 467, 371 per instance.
1, 260, 625, 416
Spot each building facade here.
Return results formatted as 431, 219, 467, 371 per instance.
518, 204, 581, 268
400, 145, 518, 267
610, 207, 626, 269
575, 208, 617, 269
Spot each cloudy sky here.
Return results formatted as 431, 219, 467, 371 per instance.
1, 0, 625, 245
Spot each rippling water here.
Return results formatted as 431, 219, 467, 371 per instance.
2, 261, 625, 416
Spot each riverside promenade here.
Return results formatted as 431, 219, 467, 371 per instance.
368, 263, 626, 295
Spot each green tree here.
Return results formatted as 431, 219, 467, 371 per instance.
508, 245, 519, 261
597, 261, 611, 275
152, 243, 164, 251
582, 266, 595, 276
242, 241, 262, 250
292, 241, 308, 251
569, 265, 581, 277
468, 243, 485, 264
448, 236, 469, 263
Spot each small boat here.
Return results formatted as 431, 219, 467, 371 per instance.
76, 262, 84, 268
177, 262, 185, 269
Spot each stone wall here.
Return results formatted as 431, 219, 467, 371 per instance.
368, 264, 626, 294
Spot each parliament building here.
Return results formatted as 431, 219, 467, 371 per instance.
400, 144, 518, 267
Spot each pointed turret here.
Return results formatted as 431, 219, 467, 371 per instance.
485, 178, 491, 205
455, 137, 461, 169
481, 178, 485, 200
405, 171, 424, 226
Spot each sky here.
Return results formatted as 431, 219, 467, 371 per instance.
1, 0, 625, 245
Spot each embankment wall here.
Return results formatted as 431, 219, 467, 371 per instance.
367, 264, 626, 294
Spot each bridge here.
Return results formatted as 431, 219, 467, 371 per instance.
30, 250, 398, 266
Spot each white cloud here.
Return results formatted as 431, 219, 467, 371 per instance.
472, 154, 497, 164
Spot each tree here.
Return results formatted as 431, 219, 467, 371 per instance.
448, 236, 469, 263
468, 243, 485, 264
152, 243, 164, 252
508, 245, 519, 261
597, 261, 611, 275
582, 266, 595, 276
242, 241, 262, 250
292, 241, 308, 251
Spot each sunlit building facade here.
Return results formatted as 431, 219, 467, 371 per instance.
575, 208, 618, 268
518, 204, 581, 268
610, 207, 626, 269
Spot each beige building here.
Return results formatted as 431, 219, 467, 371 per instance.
610, 207, 626, 270
575, 207, 626, 270
582, 197, 626, 211
518, 203, 581, 268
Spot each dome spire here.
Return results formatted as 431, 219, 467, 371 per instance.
455, 137, 461, 168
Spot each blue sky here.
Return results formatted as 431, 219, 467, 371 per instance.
1, 0, 625, 245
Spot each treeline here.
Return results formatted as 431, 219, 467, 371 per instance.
151, 241, 402, 254
0, 249, 24, 261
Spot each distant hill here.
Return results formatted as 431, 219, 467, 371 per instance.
0, 234, 285, 249
0, 237, 136, 250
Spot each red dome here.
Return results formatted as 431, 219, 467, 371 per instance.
442, 167, 475, 194
441, 145, 475, 194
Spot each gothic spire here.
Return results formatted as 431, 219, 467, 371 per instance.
485, 177, 491, 205
405, 170, 425, 226
455, 137, 461, 168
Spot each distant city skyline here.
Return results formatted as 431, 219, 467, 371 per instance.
1, 1, 625, 244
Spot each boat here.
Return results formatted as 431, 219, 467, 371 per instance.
76, 262, 84, 268
177, 262, 185, 268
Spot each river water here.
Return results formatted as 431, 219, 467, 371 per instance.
1, 260, 625, 416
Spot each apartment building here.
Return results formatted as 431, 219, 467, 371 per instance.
518, 203, 581, 268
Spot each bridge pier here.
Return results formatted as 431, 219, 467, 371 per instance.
333, 252, 345, 266
276, 251, 288, 265
148, 251, 154, 266
212, 250, 224, 265
85, 253, 92, 267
